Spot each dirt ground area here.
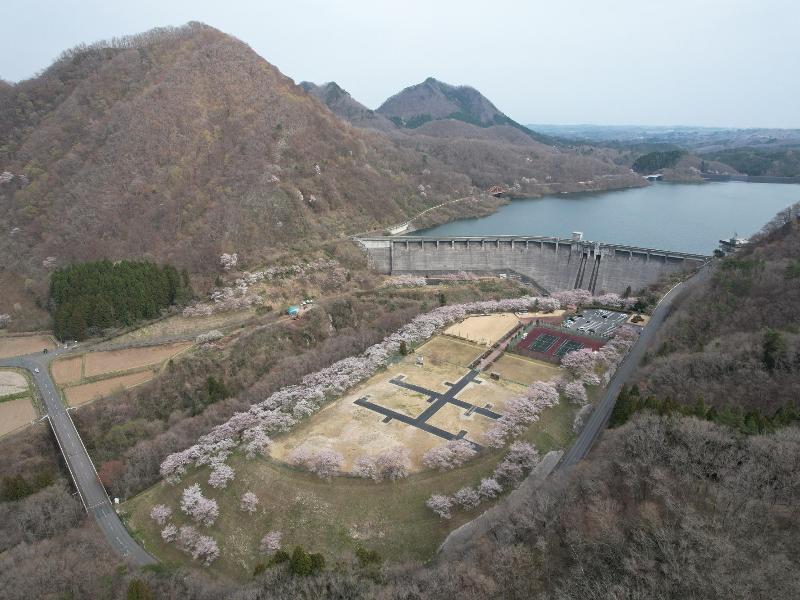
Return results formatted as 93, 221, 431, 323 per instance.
444, 313, 520, 346
111, 310, 257, 345
415, 335, 484, 368
516, 310, 566, 321
83, 342, 191, 377
627, 313, 651, 326
65, 370, 153, 406
0, 334, 55, 359
271, 356, 524, 472
0, 370, 28, 397
489, 353, 562, 386
51, 356, 83, 384
0, 397, 36, 436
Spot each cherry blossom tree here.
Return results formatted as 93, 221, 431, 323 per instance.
180, 484, 219, 526
493, 442, 539, 484
352, 456, 378, 480
426, 494, 453, 519
453, 487, 480, 509
287, 447, 344, 480
260, 531, 282, 554
240, 491, 259, 513
374, 447, 411, 481
150, 504, 172, 525
161, 524, 178, 543
208, 462, 235, 489
560, 348, 598, 377
422, 439, 477, 471
564, 380, 588, 405
220, 253, 238, 271
573, 404, 593, 433
478, 477, 503, 499
242, 426, 272, 459
354, 447, 411, 481
176, 525, 220, 566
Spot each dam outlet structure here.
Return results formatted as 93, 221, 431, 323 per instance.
356, 235, 710, 295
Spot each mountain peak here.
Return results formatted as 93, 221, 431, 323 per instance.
376, 78, 517, 130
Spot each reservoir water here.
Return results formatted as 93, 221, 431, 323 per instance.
417, 182, 799, 254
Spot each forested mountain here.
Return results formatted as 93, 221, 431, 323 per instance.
376, 77, 525, 131
299, 81, 397, 132
0, 23, 473, 290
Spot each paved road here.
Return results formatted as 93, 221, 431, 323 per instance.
0, 347, 156, 566
557, 264, 712, 470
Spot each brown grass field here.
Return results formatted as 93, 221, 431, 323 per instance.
51, 356, 83, 384
83, 342, 191, 377
0, 397, 36, 436
0, 334, 55, 359
415, 335, 484, 368
0, 370, 28, 397
271, 348, 527, 472
490, 353, 562, 386
444, 313, 520, 346
64, 370, 153, 406
111, 310, 257, 344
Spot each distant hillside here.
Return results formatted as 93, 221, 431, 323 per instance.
377, 77, 527, 132
0, 24, 475, 298
299, 81, 396, 132
304, 78, 644, 195
636, 202, 800, 415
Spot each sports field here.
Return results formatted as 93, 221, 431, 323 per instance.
415, 335, 484, 368
444, 313, 520, 346
490, 354, 562, 386
271, 335, 527, 472
513, 326, 604, 361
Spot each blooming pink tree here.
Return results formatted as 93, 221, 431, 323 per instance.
176, 525, 220, 566
208, 462, 235, 489
422, 439, 477, 471
208, 462, 236, 489
161, 524, 178, 543
493, 442, 539, 484
374, 447, 411, 481
287, 447, 344, 480
240, 491, 259, 513
573, 404, 593, 433
453, 487, 480, 509
478, 477, 503, 499
426, 494, 453, 519
353, 456, 378, 480
560, 348, 598, 378
180, 484, 219, 527
260, 531, 282, 554
564, 380, 588, 405
150, 504, 172, 526
220, 253, 238, 271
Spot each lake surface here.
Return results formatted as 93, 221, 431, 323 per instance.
417, 182, 799, 254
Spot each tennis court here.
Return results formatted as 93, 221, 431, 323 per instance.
512, 326, 605, 363
529, 333, 558, 353
555, 339, 584, 357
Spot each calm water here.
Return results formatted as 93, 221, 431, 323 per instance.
418, 182, 799, 254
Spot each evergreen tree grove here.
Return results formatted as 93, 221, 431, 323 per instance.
49, 260, 193, 340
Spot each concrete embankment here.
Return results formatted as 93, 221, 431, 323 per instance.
357, 235, 708, 295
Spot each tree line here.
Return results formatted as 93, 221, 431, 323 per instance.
610, 383, 800, 434
49, 260, 193, 340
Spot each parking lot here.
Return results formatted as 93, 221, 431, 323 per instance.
562, 308, 629, 337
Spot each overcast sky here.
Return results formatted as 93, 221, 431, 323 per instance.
2, 0, 797, 128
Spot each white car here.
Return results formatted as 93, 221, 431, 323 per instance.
34, 368, 40, 373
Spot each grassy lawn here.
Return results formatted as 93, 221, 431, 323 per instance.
122, 399, 576, 580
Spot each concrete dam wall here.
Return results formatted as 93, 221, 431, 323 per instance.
357, 236, 709, 295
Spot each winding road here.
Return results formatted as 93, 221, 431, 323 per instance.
0, 347, 155, 566
556, 263, 712, 470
